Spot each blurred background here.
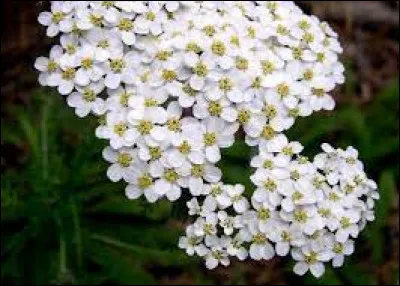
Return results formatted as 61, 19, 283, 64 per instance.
1, 1, 399, 285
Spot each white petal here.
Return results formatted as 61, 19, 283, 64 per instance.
107, 164, 122, 182
206, 146, 221, 163
310, 262, 325, 278
125, 185, 142, 199
293, 262, 309, 276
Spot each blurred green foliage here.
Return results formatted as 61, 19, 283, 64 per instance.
1, 79, 399, 285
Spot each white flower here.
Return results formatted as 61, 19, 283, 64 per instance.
106, 85, 136, 112
74, 45, 106, 84
250, 168, 284, 207
187, 197, 217, 217
178, 225, 204, 256
217, 184, 249, 213
151, 163, 186, 201
269, 223, 306, 256
166, 132, 205, 168
67, 82, 105, 117
134, 2, 167, 36
280, 205, 325, 235
83, 28, 124, 62
205, 244, 230, 269
34, 45, 64, 86
187, 163, 222, 196
102, 146, 138, 182
226, 234, 248, 260
124, 162, 159, 203
113, 12, 137, 45
193, 213, 218, 237
217, 211, 235, 235
38, 1, 73, 37
240, 222, 275, 260
167, 81, 199, 108
104, 51, 139, 89
184, 52, 217, 91
335, 210, 361, 243
193, 96, 237, 123
197, 117, 239, 163
127, 86, 168, 125
292, 246, 332, 278
326, 236, 354, 268
100, 112, 138, 149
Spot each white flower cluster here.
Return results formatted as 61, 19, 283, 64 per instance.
180, 142, 378, 277
35, 1, 378, 278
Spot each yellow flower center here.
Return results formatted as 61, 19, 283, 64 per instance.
81, 57, 93, 69
261, 60, 275, 74
155, 50, 171, 61
303, 69, 314, 81
208, 101, 222, 116
252, 232, 267, 244
178, 141, 191, 154
138, 173, 153, 189
110, 59, 126, 73
264, 178, 277, 192
113, 123, 128, 136
294, 209, 308, 223
118, 18, 133, 31
298, 20, 310, 30
149, 147, 162, 160
292, 191, 304, 202
218, 77, 233, 92
312, 88, 325, 97
277, 83, 290, 97
167, 119, 181, 132
52, 12, 65, 24
164, 169, 179, 183
263, 160, 273, 169
117, 153, 133, 167
238, 109, 250, 124
185, 42, 202, 53
193, 62, 208, 77
162, 69, 177, 82
257, 208, 271, 220
305, 252, 318, 265
333, 243, 344, 254
261, 125, 275, 140
47, 60, 58, 72
204, 132, 217, 146
340, 217, 351, 229
97, 39, 109, 48
235, 57, 249, 70
191, 164, 205, 177
292, 47, 303, 60
137, 120, 153, 135
89, 13, 103, 26
211, 40, 226, 56
82, 88, 96, 102
146, 11, 156, 21
251, 77, 262, 89
62, 68, 76, 80
264, 104, 277, 118
203, 25, 216, 37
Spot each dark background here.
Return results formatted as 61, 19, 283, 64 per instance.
1, 1, 399, 285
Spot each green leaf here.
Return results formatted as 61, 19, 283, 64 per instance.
86, 241, 157, 285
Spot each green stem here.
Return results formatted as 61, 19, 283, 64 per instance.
41, 98, 50, 180
71, 201, 83, 270
59, 231, 67, 273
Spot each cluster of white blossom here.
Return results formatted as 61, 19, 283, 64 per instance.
179, 142, 378, 277
35, 1, 378, 278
